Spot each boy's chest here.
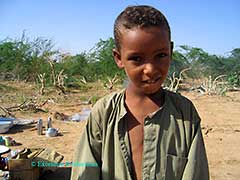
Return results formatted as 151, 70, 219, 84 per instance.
126, 108, 146, 151
127, 118, 144, 151
127, 116, 144, 180
125, 101, 158, 152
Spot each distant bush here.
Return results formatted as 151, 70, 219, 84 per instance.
228, 72, 240, 87
0, 32, 58, 82
0, 33, 239, 88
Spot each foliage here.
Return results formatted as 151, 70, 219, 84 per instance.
0, 33, 240, 90
170, 50, 189, 76
174, 45, 210, 78
0, 32, 58, 82
228, 72, 240, 87
88, 38, 125, 81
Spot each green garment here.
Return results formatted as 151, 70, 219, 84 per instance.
71, 89, 209, 180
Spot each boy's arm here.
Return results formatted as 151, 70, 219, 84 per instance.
71, 115, 102, 180
182, 122, 209, 180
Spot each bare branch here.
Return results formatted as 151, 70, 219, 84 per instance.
105, 74, 119, 90
48, 60, 56, 86
194, 74, 228, 96
38, 73, 46, 95
165, 68, 191, 92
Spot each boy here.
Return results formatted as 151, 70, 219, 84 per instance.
71, 5, 209, 180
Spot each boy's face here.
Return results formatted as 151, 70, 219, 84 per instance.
113, 27, 172, 95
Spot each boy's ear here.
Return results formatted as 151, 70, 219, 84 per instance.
112, 49, 124, 69
170, 41, 174, 60
170, 41, 174, 54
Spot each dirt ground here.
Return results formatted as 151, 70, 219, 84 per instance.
0, 81, 240, 179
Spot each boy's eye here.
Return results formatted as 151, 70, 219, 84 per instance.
128, 56, 142, 62
156, 53, 168, 58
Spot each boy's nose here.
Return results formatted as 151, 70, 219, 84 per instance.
143, 63, 158, 77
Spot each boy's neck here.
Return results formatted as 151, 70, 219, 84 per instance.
124, 84, 164, 125
125, 84, 164, 107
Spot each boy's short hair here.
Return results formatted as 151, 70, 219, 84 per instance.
114, 5, 171, 50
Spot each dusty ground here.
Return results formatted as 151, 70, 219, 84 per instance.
0, 81, 240, 179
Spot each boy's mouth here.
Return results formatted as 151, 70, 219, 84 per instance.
142, 76, 162, 84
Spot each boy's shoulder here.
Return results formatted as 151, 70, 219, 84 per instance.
93, 89, 125, 108
164, 89, 200, 121
87, 89, 126, 129
164, 89, 193, 106
93, 89, 195, 112
90, 89, 125, 121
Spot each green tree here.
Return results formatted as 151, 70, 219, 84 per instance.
170, 50, 189, 75
88, 37, 125, 81
178, 45, 210, 78
0, 32, 59, 82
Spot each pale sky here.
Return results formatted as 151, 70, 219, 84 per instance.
1, 0, 239, 56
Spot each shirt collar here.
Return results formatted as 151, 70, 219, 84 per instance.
118, 88, 127, 121
117, 88, 170, 121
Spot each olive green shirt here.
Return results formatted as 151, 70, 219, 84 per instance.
71, 89, 209, 180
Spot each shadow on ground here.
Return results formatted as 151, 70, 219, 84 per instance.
39, 167, 71, 180
7, 124, 36, 134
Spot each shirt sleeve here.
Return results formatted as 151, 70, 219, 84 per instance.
182, 122, 209, 180
71, 113, 102, 180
